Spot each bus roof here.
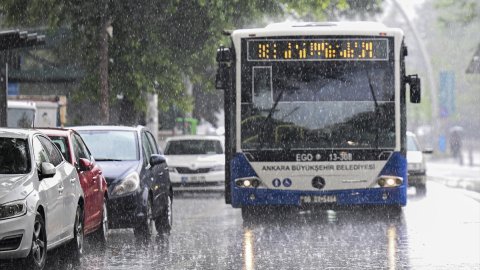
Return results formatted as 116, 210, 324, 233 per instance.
231, 21, 403, 38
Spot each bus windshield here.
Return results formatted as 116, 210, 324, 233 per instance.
241, 60, 395, 150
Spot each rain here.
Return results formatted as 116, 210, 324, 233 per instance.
0, 0, 479, 269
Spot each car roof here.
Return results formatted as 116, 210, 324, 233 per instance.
166, 135, 224, 142
71, 125, 144, 132
37, 127, 73, 137
0, 128, 39, 139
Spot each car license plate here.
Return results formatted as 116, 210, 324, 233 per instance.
300, 195, 337, 204
181, 176, 206, 182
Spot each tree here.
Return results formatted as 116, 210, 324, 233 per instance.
0, 0, 384, 126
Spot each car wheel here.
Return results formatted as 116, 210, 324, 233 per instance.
24, 212, 47, 270
416, 183, 427, 195
155, 193, 173, 234
134, 196, 155, 238
92, 197, 109, 247
67, 205, 84, 258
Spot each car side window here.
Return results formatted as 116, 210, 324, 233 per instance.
214, 140, 223, 154
73, 134, 91, 161
141, 132, 153, 165
32, 137, 50, 169
145, 131, 159, 154
38, 136, 63, 167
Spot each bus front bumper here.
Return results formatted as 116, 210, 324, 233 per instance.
231, 186, 407, 208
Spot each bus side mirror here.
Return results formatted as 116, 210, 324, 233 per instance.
215, 46, 231, 90
407, 75, 421, 103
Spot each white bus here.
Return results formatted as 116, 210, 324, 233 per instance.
215, 22, 421, 216
6, 100, 36, 128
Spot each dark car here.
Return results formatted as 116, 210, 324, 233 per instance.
38, 128, 109, 244
73, 126, 172, 236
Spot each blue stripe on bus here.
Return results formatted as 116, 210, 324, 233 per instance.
230, 152, 407, 208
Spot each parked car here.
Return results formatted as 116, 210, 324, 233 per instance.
407, 131, 433, 193
74, 126, 172, 236
164, 135, 225, 192
38, 128, 109, 245
0, 128, 84, 269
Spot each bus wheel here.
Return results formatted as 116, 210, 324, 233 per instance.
241, 207, 255, 221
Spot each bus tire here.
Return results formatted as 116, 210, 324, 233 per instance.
241, 207, 255, 220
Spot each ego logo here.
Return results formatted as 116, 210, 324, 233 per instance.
296, 153, 313, 162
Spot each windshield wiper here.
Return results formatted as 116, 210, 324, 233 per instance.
366, 70, 380, 149
256, 87, 287, 151
95, 158, 124, 161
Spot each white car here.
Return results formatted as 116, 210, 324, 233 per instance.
0, 129, 84, 269
164, 135, 225, 192
407, 131, 432, 193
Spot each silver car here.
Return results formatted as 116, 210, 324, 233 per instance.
407, 131, 433, 193
0, 129, 84, 269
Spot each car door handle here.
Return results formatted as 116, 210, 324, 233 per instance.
70, 178, 76, 184
58, 186, 64, 193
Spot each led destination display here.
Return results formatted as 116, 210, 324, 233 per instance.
247, 38, 389, 61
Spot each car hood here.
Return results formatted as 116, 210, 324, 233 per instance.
0, 173, 35, 204
407, 151, 424, 164
165, 154, 225, 168
96, 161, 140, 184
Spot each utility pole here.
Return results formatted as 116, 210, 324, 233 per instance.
99, 17, 111, 124
0, 30, 45, 127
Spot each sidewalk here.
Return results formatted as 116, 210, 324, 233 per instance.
426, 150, 480, 192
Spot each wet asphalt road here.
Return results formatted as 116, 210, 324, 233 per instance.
5, 180, 480, 270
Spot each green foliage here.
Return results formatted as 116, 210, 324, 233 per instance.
435, 0, 479, 26
1, 0, 384, 124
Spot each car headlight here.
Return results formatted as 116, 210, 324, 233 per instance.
112, 172, 140, 196
0, 200, 27, 220
210, 165, 225, 172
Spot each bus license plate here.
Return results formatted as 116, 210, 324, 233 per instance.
300, 195, 337, 204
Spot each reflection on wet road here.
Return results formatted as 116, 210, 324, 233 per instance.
8, 182, 480, 270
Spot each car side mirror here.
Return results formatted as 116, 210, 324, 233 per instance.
40, 162, 56, 179
149, 154, 166, 167
422, 148, 434, 154
78, 158, 93, 172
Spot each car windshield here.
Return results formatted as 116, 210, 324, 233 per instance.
77, 130, 139, 161
407, 135, 419, 151
0, 137, 31, 174
164, 139, 223, 155
48, 136, 71, 163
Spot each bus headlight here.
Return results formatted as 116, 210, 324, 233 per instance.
235, 177, 262, 188
377, 176, 403, 188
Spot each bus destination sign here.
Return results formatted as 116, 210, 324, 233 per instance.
247, 38, 388, 61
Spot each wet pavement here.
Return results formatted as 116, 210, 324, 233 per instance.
2, 179, 479, 270
34, 180, 479, 270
